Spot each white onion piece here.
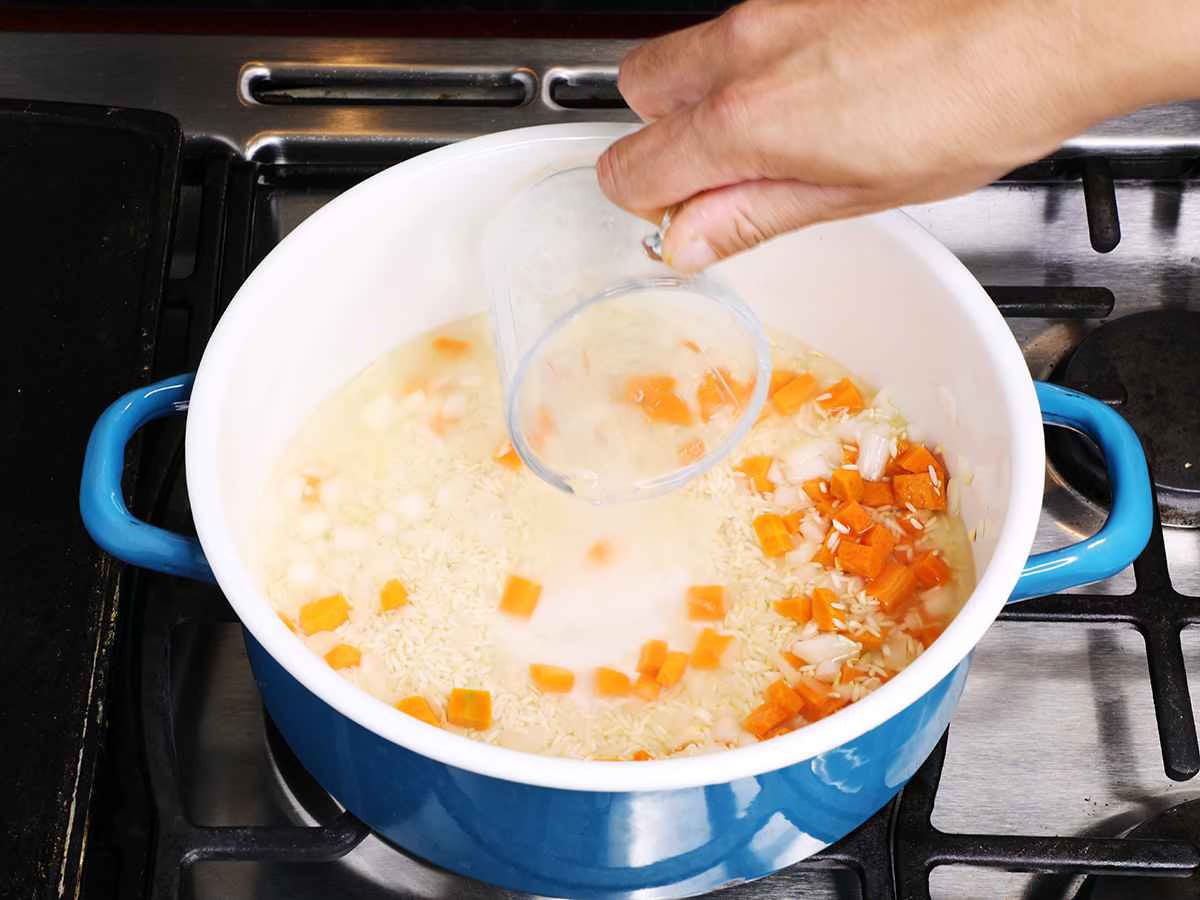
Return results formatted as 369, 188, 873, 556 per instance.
791, 633, 861, 666
781, 439, 839, 483
799, 514, 827, 545
814, 658, 842, 682
773, 484, 800, 507
766, 461, 785, 489
856, 429, 891, 481
922, 584, 958, 620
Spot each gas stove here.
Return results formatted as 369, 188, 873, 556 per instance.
3, 30, 1199, 900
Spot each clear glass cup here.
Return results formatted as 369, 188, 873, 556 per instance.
484, 165, 770, 503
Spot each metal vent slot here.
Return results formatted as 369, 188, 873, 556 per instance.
243, 64, 534, 108
546, 69, 627, 109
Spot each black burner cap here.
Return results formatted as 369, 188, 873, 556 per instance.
1048, 309, 1200, 527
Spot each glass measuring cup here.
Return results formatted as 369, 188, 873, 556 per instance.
484, 166, 770, 503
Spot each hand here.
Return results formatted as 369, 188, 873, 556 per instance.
598, 0, 1199, 272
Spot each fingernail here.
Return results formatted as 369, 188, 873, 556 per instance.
666, 234, 717, 274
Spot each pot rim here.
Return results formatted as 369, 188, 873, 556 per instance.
186, 122, 1044, 793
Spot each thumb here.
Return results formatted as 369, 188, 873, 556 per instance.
661, 180, 868, 274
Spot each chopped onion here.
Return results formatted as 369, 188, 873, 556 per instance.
791, 633, 860, 666
773, 484, 800, 507
856, 429, 890, 481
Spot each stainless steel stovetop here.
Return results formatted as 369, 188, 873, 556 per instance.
5, 32, 1199, 900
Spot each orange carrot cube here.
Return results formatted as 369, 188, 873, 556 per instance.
912, 620, 945, 647
752, 514, 794, 558
735, 455, 775, 493
743, 702, 791, 739
774, 595, 812, 623
637, 639, 669, 676
447, 689, 492, 730
768, 369, 799, 397
830, 467, 864, 502
586, 539, 614, 565
278, 612, 297, 633
912, 551, 952, 588
833, 500, 873, 534
782, 511, 805, 534
678, 437, 707, 465
867, 561, 918, 613
792, 675, 833, 709
818, 378, 865, 413
812, 529, 838, 568
299, 593, 349, 635
431, 336, 471, 357
770, 372, 819, 415
625, 374, 694, 425
686, 584, 726, 621
595, 667, 632, 697
837, 540, 888, 579
854, 628, 885, 651
324, 643, 362, 669
766, 679, 805, 715
892, 473, 947, 511
840, 662, 869, 683
897, 444, 946, 482
493, 439, 521, 470
633, 673, 662, 701
781, 650, 806, 669
632, 750, 654, 761
866, 525, 898, 556
380, 578, 409, 611
811, 587, 841, 632
396, 695, 440, 727
656, 651, 689, 688
861, 480, 894, 508
530, 663, 575, 693
696, 367, 754, 421
842, 443, 860, 465
691, 628, 735, 669
499, 574, 542, 618
802, 478, 836, 516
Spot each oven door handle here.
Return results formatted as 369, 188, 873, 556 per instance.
79, 373, 213, 582
1010, 381, 1153, 602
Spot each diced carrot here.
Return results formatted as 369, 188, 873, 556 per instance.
682, 339, 702, 353
626, 374, 693, 425
866, 525, 898, 556
499, 574, 542, 618
766, 679, 805, 715
763, 724, 794, 740
587, 539, 614, 565
831, 467, 864, 502
678, 437, 707, 465
656, 651, 689, 687
841, 662, 869, 682
743, 702, 791, 740
897, 444, 947, 483
447, 689, 492, 730
595, 667, 632, 697
637, 639, 669, 676
837, 540, 888, 579
299, 594, 349, 635
833, 500, 873, 534
792, 676, 833, 709
811, 587, 841, 631
278, 612, 296, 633
854, 628, 885, 651
898, 512, 929, 537
867, 561, 919, 613
913, 551, 953, 588
893, 473, 947, 510
686, 585, 726, 621
530, 663, 575, 693
735, 455, 775, 493
818, 378, 865, 414
912, 620, 945, 647
432, 336, 471, 357
633, 673, 662, 701
781, 650, 806, 670
774, 595, 812, 623
812, 529, 837, 567
861, 480, 894, 508
380, 578, 409, 611
753, 514, 794, 558
396, 695, 440, 727
842, 443, 860, 465
696, 367, 753, 421
782, 511, 805, 534
632, 750, 654, 761
301, 475, 321, 503
811, 694, 851, 720
324, 644, 361, 669
493, 439, 521, 470
691, 628, 735, 669
802, 478, 836, 516
769, 369, 799, 397
771, 372, 819, 415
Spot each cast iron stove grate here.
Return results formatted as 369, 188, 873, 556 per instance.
86, 152, 1200, 900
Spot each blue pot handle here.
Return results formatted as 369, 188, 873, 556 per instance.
1009, 381, 1153, 602
79, 373, 214, 582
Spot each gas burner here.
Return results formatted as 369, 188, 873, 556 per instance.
1048, 309, 1200, 527
1076, 800, 1200, 899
